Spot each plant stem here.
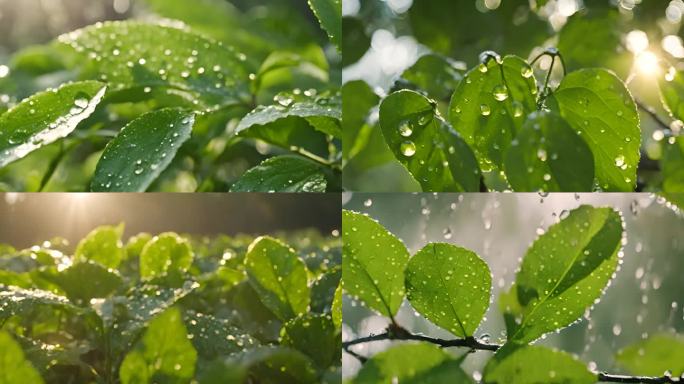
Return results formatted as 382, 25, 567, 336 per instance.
343, 330, 681, 383
635, 99, 670, 131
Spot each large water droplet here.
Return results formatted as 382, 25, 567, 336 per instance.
521, 64, 533, 78
614, 155, 625, 168
493, 84, 508, 101
478, 63, 488, 73
480, 104, 491, 116
398, 121, 413, 137
400, 141, 416, 157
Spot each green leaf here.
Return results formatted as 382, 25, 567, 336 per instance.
380, 90, 480, 192
502, 205, 623, 344
244, 236, 310, 321
342, 210, 409, 317
310, 266, 341, 313
280, 314, 340, 369
352, 342, 473, 384
120, 307, 197, 384
91, 108, 194, 192
237, 96, 341, 141
308, 0, 341, 49
405, 243, 491, 337
483, 344, 595, 384
342, 17, 369, 67
504, 110, 594, 192
232, 346, 318, 384
0, 81, 106, 168
331, 284, 342, 329
552, 68, 640, 191
661, 136, 684, 192
616, 333, 684, 376
184, 312, 259, 360
0, 331, 45, 384
42, 261, 123, 304
400, 54, 464, 101
0, 287, 82, 321
197, 360, 246, 384
74, 224, 125, 269
342, 80, 379, 161
230, 155, 327, 192
57, 21, 249, 108
448, 55, 537, 178
659, 68, 684, 121
125, 232, 152, 260
139, 232, 193, 279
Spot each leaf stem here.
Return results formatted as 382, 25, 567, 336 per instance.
343, 329, 681, 383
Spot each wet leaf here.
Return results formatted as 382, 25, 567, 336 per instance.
616, 333, 684, 376
232, 346, 319, 384
244, 236, 310, 321
405, 243, 491, 337
310, 266, 341, 314
0, 331, 44, 384
342, 80, 379, 161
448, 55, 537, 179
280, 314, 340, 369
483, 344, 595, 384
659, 68, 684, 121
184, 312, 259, 360
552, 68, 640, 191
331, 284, 341, 329
308, 0, 341, 49
0, 287, 84, 321
120, 307, 197, 384
0, 81, 106, 168
502, 205, 623, 344
42, 261, 123, 304
380, 90, 480, 192
91, 108, 195, 192
74, 224, 125, 269
230, 155, 327, 192
400, 54, 464, 101
661, 135, 684, 193
58, 21, 250, 108
139, 232, 194, 279
342, 17, 369, 67
352, 342, 473, 384
504, 110, 594, 192
342, 210, 409, 317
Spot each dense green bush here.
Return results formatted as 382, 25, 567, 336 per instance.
0, 0, 341, 192
0, 226, 341, 383
343, 0, 684, 193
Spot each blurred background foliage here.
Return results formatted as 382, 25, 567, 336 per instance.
342, 0, 684, 192
342, 192, 684, 381
0, 0, 340, 192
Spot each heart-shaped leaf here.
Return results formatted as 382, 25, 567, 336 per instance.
139, 233, 193, 279
74, 224, 125, 269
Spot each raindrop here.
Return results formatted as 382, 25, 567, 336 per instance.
480, 104, 491, 116
614, 155, 625, 168
493, 84, 508, 101
364, 199, 373, 207
398, 121, 413, 137
512, 101, 523, 117
521, 64, 534, 78
478, 63, 488, 73
400, 141, 416, 157
443, 227, 453, 239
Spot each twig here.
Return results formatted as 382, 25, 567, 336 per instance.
343, 329, 681, 383
635, 99, 670, 131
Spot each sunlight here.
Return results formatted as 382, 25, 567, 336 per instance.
626, 30, 649, 53
634, 51, 660, 76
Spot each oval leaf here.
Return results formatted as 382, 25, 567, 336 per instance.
0, 81, 106, 168
280, 314, 340, 369
379, 90, 480, 192
0, 332, 44, 384
120, 307, 197, 384
352, 342, 473, 384
139, 233, 194, 279
552, 68, 640, 191
42, 261, 123, 305
502, 205, 623, 344
483, 345, 595, 384
448, 55, 537, 176
616, 333, 684, 376
91, 108, 194, 192
74, 224, 125, 269
342, 210, 409, 317
504, 110, 595, 192
244, 236, 310, 321
405, 242, 491, 337
659, 68, 684, 121
230, 155, 327, 192
308, 0, 341, 49
58, 21, 249, 107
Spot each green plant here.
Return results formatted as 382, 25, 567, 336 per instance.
0, 0, 341, 192
0, 225, 341, 383
342, 207, 684, 383
342, 1, 684, 193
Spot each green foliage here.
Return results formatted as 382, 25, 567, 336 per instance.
0, 226, 340, 383
342, 210, 409, 318
483, 345, 595, 384
343, 205, 633, 382
0, 0, 340, 192
351, 343, 473, 384
343, 0, 684, 192
405, 243, 491, 338
616, 333, 684, 376
229, 155, 327, 192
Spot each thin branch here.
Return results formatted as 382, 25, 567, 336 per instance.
344, 329, 680, 383
635, 99, 670, 131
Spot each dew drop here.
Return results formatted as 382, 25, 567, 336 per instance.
480, 104, 491, 116
398, 121, 413, 137
400, 141, 416, 157
521, 64, 533, 78
493, 84, 508, 101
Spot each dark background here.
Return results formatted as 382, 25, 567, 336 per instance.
0, 193, 340, 248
